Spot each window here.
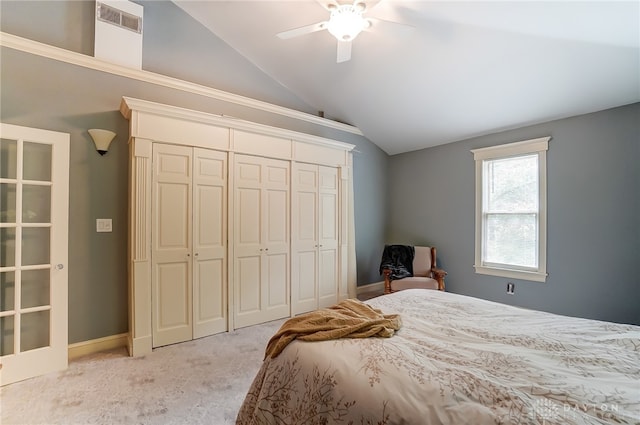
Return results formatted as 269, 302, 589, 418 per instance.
471, 137, 549, 282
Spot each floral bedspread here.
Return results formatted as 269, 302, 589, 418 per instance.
236, 289, 640, 424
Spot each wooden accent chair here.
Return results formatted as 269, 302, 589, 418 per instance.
380, 245, 447, 294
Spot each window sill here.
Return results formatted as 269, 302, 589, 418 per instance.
473, 265, 547, 282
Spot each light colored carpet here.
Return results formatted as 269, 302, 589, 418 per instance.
0, 319, 285, 425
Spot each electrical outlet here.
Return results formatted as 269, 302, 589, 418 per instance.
96, 218, 112, 233
507, 282, 515, 295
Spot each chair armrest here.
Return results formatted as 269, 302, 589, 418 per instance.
432, 267, 447, 291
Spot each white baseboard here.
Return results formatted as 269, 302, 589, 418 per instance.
128, 335, 153, 357
357, 281, 384, 295
68, 333, 129, 361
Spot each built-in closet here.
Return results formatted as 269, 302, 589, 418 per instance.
121, 97, 355, 356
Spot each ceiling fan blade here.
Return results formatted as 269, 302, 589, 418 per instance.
277, 21, 328, 39
366, 17, 414, 37
336, 40, 352, 63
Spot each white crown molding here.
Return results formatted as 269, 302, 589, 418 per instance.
120, 96, 356, 151
0, 31, 364, 137
471, 136, 550, 160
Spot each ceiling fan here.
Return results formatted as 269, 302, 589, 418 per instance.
276, 0, 412, 63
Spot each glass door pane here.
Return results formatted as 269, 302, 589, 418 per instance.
21, 269, 50, 308
0, 228, 16, 267
0, 138, 17, 179
0, 316, 14, 356
21, 311, 50, 352
0, 183, 17, 223
22, 185, 51, 223
21, 228, 51, 266
23, 142, 52, 181
0, 271, 15, 312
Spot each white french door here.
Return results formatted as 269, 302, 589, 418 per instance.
0, 123, 69, 386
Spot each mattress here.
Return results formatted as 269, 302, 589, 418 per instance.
237, 289, 640, 424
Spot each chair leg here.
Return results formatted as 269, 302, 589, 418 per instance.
383, 269, 393, 294
433, 268, 447, 291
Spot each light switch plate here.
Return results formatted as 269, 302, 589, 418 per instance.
96, 218, 112, 233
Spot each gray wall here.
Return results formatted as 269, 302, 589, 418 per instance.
1, 0, 388, 343
387, 103, 640, 325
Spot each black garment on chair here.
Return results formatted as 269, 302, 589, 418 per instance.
379, 245, 415, 280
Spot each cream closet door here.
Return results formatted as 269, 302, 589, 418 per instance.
233, 154, 290, 328
317, 166, 339, 308
152, 144, 227, 348
152, 144, 193, 347
192, 148, 227, 338
0, 123, 69, 386
292, 164, 339, 315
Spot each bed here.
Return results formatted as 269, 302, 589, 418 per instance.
236, 289, 640, 424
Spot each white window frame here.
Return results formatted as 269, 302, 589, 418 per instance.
471, 137, 550, 282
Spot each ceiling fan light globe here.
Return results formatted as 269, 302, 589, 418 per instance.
327, 4, 366, 41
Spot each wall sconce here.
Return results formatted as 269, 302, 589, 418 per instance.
88, 129, 117, 155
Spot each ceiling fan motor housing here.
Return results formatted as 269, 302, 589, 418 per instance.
327, 4, 368, 41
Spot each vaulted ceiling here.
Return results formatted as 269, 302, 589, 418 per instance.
173, 1, 640, 155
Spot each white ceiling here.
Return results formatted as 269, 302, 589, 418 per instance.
173, 1, 640, 155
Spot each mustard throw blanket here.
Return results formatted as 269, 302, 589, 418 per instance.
264, 298, 402, 359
